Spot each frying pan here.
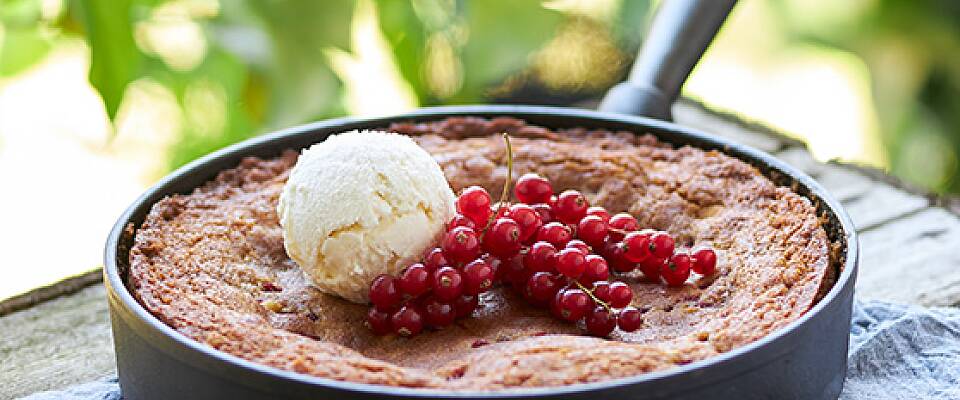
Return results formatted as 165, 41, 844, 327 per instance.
103, 1, 858, 398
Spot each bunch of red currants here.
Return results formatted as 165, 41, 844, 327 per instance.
366, 172, 718, 338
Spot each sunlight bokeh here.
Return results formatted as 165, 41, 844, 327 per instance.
326, 0, 418, 116
0, 44, 144, 299
685, 1, 884, 165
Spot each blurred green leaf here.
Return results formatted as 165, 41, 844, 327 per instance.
72, 0, 143, 121
455, 0, 563, 101
50, 0, 960, 193
236, 0, 355, 129
0, 0, 42, 26
613, 0, 653, 52
156, 48, 256, 169
374, 0, 430, 102
0, 27, 51, 76
774, 0, 960, 192
0, 0, 51, 76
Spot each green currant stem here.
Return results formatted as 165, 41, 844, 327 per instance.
574, 280, 613, 313
481, 132, 513, 237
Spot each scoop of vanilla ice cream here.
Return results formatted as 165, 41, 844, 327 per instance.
277, 130, 455, 303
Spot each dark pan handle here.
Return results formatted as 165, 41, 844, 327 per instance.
599, 0, 736, 121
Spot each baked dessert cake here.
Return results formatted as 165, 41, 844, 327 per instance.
127, 117, 835, 390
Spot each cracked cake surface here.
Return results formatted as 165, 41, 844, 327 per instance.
127, 117, 834, 390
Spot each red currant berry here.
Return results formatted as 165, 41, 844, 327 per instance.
592, 280, 613, 303
586, 206, 611, 223
448, 213, 476, 231
550, 290, 565, 319
423, 247, 447, 272
581, 255, 610, 285
391, 305, 423, 336
555, 248, 586, 279
649, 232, 676, 259
532, 203, 555, 224
509, 271, 531, 294
422, 297, 456, 328
491, 203, 509, 220
608, 213, 639, 240
442, 226, 480, 263
692, 248, 718, 275
525, 271, 561, 304
536, 222, 572, 248
369, 274, 401, 311
577, 215, 608, 247
506, 203, 543, 242
565, 239, 590, 255
484, 217, 522, 258
622, 231, 652, 263
366, 307, 392, 335
554, 190, 589, 224
515, 173, 554, 204
453, 294, 479, 318
456, 186, 493, 225
617, 306, 642, 332
510, 276, 534, 298
504, 251, 530, 282
608, 281, 633, 308
398, 263, 431, 298
603, 239, 636, 273
661, 253, 692, 286
638, 256, 665, 282
558, 288, 593, 322
462, 258, 494, 295
585, 306, 617, 337
524, 241, 557, 273
483, 254, 504, 281
432, 266, 464, 301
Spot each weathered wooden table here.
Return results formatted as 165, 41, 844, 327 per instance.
3, 101, 959, 399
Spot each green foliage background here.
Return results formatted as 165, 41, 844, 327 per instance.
1, 0, 958, 193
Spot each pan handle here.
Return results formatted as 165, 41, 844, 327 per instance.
598, 0, 736, 121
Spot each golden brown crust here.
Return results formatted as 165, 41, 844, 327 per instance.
127, 117, 832, 390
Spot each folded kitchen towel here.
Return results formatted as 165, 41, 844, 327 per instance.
20, 299, 960, 400
843, 300, 960, 399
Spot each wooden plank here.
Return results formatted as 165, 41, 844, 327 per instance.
856, 208, 960, 307
772, 150, 928, 229
0, 270, 101, 317
771, 151, 928, 229
0, 285, 115, 399
843, 183, 929, 231
673, 102, 786, 153
814, 165, 875, 203
775, 146, 825, 177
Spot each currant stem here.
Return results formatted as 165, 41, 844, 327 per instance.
481, 132, 514, 236
500, 132, 514, 204
574, 280, 613, 313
